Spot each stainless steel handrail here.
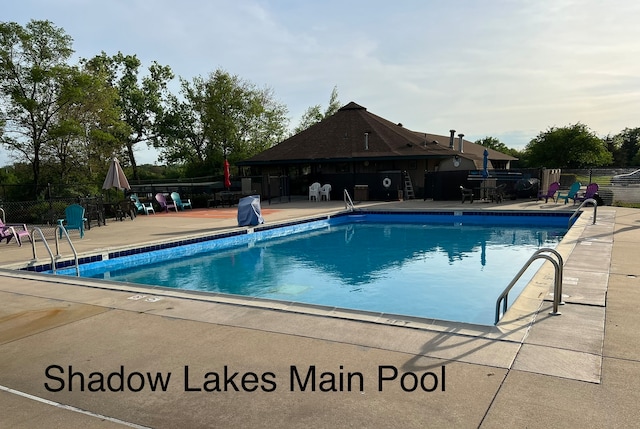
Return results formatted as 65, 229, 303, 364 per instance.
30, 227, 57, 274
568, 198, 597, 228
30, 226, 80, 276
495, 248, 564, 324
344, 189, 355, 211
55, 225, 80, 276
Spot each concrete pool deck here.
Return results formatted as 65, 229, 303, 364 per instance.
0, 198, 639, 428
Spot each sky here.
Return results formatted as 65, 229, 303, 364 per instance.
2, 0, 640, 166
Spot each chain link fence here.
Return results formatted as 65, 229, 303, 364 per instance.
1, 168, 639, 239
561, 168, 640, 206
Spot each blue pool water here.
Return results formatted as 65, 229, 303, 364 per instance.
60, 211, 569, 325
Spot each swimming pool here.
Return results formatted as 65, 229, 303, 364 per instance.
50, 210, 571, 326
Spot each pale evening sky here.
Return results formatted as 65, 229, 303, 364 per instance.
2, 0, 640, 166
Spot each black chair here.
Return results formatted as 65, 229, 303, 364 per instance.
460, 186, 474, 204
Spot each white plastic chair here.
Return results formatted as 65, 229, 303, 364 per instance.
319, 184, 332, 201
309, 182, 321, 201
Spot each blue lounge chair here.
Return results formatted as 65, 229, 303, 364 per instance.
130, 194, 155, 215
171, 192, 192, 210
556, 182, 581, 204
57, 204, 86, 238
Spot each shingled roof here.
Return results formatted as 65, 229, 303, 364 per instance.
241, 102, 516, 166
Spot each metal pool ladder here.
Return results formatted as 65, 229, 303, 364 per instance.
495, 248, 564, 324
568, 198, 598, 228
30, 226, 80, 276
344, 189, 355, 211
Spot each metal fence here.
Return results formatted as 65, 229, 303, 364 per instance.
560, 168, 640, 206
1, 167, 639, 233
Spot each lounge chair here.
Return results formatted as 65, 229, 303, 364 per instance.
309, 182, 321, 201
460, 186, 474, 203
57, 204, 86, 238
574, 183, 599, 204
171, 192, 192, 210
538, 181, 560, 203
130, 194, 155, 215
155, 193, 177, 212
319, 184, 332, 201
0, 219, 31, 246
556, 182, 581, 205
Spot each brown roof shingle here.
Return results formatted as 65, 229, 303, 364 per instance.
242, 102, 516, 165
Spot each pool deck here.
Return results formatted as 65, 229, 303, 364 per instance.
1, 197, 639, 428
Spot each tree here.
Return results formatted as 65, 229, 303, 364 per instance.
293, 86, 340, 134
474, 136, 520, 157
611, 127, 640, 166
158, 69, 289, 176
43, 65, 125, 186
82, 52, 174, 180
524, 123, 613, 168
0, 20, 76, 193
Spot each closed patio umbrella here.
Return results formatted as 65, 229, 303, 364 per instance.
482, 148, 489, 179
224, 159, 231, 190
103, 156, 131, 198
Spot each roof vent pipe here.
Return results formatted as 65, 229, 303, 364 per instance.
449, 130, 456, 149
458, 133, 464, 153
364, 132, 369, 150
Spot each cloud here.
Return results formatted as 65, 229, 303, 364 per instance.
2, 0, 640, 166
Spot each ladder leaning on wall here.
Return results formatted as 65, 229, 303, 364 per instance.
403, 171, 415, 200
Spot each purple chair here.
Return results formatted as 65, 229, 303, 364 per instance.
574, 183, 599, 204
538, 182, 560, 203
0, 219, 31, 246
155, 193, 177, 212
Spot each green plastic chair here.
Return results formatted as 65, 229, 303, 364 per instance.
57, 204, 86, 238
556, 182, 582, 204
171, 192, 192, 210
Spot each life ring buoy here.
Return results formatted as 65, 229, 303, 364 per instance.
382, 177, 392, 188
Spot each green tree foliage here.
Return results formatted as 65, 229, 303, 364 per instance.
0, 20, 76, 192
292, 86, 340, 134
610, 127, 640, 166
158, 69, 288, 176
474, 136, 521, 157
82, 52, 174, 180
524, 123, 613, 168
42, 66, 125, 188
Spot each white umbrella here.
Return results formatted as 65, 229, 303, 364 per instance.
102, 157, 130, 198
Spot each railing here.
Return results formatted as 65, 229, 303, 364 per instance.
495, 248, 564, 324
30, 226, 80, 276
344, 189, 355, 211
55, 225, 80, 276
30, 227, 57, 274
568, 198, 598, 228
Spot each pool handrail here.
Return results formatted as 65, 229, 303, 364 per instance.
30, 226, 80, 276
495, 248, 564, 324
568, 198, 597, 228
344, 189, 355, 211
54, 225, 80, 276
30, 227, 57, 274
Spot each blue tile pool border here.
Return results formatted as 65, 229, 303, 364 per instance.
23, 209, 576, 275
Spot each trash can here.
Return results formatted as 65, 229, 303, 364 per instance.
354, 185, 368, 201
